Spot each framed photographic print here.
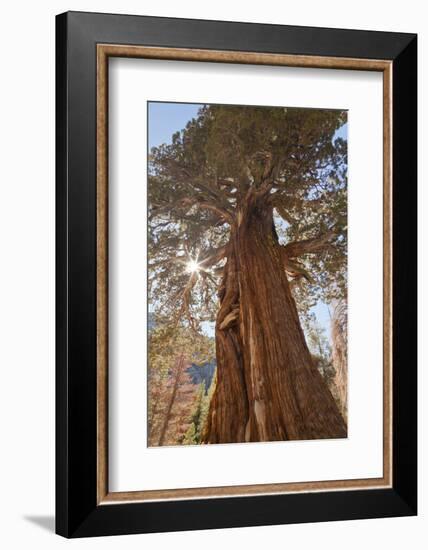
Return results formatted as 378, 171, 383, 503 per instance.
56, 11, 417, 537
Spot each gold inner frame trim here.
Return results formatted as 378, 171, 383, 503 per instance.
96, 44, 393, 505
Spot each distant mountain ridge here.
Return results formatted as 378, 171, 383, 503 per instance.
186, 361, 216, 393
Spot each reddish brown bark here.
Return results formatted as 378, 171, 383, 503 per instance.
203, 191, 346, 443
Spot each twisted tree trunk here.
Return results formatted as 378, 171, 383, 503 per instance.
203, 192, 346, 443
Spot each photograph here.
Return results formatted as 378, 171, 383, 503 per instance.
147, 101, 348, 446
0, 0, 421, 545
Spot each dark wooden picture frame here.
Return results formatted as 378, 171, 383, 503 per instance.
56, 11, 417, 538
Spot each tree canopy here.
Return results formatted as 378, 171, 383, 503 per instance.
148, 104, 347, 328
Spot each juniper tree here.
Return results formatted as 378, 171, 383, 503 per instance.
149, 104, 347, 443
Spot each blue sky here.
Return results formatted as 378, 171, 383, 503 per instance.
148, 102, 347, 150
148, 101, 346, 343
148, 102, 202, 150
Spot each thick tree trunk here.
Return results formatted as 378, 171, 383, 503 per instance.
203, 192, 346, 443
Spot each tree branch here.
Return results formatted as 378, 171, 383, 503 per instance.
180, 197, 234, 223
199, 244, 229, 269
282, 229, 337, 259
283, 258, 313, 283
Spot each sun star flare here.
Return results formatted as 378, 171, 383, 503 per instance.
186, 259, 201, 274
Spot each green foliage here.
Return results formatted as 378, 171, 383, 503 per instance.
149, 104, 347, 324
149, 318, 215, 372
182, 422, 196, 445
182, 375, 218, 445
148, 317, 216, 446
191, 383, 205, 438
